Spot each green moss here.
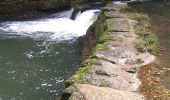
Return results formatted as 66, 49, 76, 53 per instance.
66, 10, 112, 84
95, 70, 110, 76
135, 26, 150, 37
93, 44, 107, 53
103, 11, 110, 17
127, 13, 138, 20
99, 31, 112, 44
66, 58, 96, 84
106, 19, 114, 31
94, 12, 107, 40
119, 7, 136, 13
129, 13, 158, 55
145, 33, 158, 44
146, 43, 158, 55
135, 25, 158, 54
135, 41, 146, 53
81, 58, 97, 67
66, 66, 90, 84
99, 80, 111, 87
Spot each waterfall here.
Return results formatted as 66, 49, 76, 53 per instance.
0, 9, 100, 41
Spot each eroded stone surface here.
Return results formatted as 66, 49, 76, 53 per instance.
66, 84, 145, 100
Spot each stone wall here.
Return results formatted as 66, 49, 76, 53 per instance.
61, 2, 156, 100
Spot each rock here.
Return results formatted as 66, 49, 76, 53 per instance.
65, 84, 145, 100
95, 50, 131, 65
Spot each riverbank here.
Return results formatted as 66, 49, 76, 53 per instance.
0, 0, 107, 20
62, 2, 158, 100
127, 1, 170, 99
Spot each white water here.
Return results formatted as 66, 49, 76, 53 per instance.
0, 9, 100, 41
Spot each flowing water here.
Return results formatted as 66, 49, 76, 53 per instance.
0, 9, 100, 100
131, 1, 170, 90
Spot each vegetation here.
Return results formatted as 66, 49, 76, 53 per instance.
99, 31, 112, 44
99, 80, 111, 87
93, 43, 107, 53
67, 10, 112, 84
120, 7, 136, 13
120, 7, 158, 55
95, 70, 110, 76
135, 58, 144, 64
135, 41, 146, 53
106, 19, 114, 31
66, 58, 96, 84
135, 25, 158, 54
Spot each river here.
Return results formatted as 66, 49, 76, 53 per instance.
0, 9, 99, 100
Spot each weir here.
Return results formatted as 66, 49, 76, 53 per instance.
0, 9, 100, 100
0, 9, 100, 41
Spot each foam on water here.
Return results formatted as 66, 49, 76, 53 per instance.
0, 9, 100, 41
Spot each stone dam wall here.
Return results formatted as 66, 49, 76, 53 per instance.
61, 2, 157, 100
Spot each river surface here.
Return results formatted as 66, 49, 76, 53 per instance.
0, 9, 99, 100
131, 1, 170, 90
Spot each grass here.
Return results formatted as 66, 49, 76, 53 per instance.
99, 80, 111, 87
95, 70, 110, 76
120, 6, 159, 55
135, 26, 158, 54
135, 26, 150, 37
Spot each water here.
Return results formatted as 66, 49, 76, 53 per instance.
0, 9, 100, 41
0, 9, 100, 100
130, 1, 170, 89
